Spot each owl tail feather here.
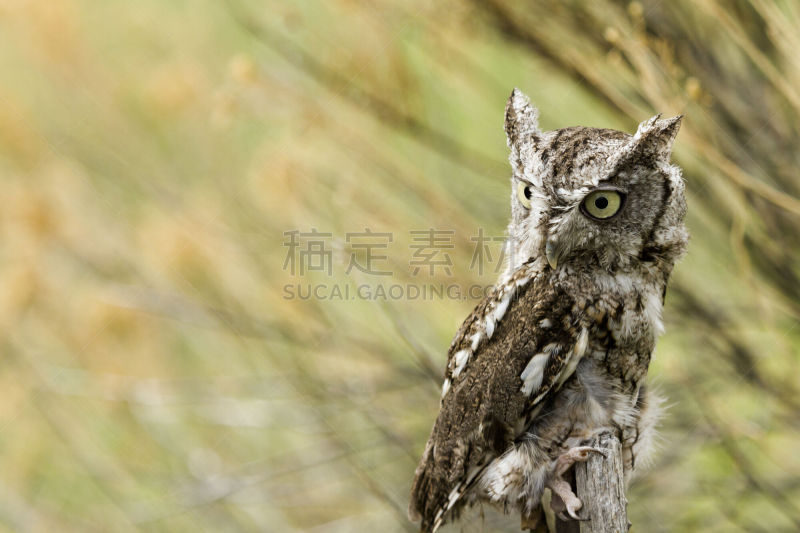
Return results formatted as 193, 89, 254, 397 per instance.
410, 449, 485, 532
408, 443, 446, 532
408, 440, 468, 533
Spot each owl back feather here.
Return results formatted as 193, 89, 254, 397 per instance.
409, 268, 594, 532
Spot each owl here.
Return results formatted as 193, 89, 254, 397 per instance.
408, 89, 687, 532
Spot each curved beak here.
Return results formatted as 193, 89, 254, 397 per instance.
545, 237, 559, 270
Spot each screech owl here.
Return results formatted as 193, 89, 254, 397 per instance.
408, 89, 687, 532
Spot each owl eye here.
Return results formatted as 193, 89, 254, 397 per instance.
581, 189, 624, 220
517, 182, 532, 209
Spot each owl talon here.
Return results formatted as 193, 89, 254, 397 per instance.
548, 475, 583, 521
557, 510, 590, 522
554, 446, 606, 476
564, 510, 592, 522
548, 445, 606, 522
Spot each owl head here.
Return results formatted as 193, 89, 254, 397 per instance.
503, 89, 688, 276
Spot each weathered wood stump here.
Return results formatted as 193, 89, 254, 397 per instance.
524, 432, 629, 533
571, 432, 629, 533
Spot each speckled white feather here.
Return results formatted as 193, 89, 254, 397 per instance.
470, 332, 482, 351
557, 328, 589, 387
520, 353, 549, 395
441, 378, 450, 399
484, 315, 495, 339
643, 289, 665, 336
452, 350, 470, 379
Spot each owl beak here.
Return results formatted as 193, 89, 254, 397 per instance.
545, 238, 559, 270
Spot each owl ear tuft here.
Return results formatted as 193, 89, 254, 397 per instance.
630, 114, 683, 163
505, 88, 540, 149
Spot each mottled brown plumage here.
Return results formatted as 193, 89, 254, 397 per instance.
409, 89, 687, 532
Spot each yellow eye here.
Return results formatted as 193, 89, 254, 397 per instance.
581, 189, 624, 220
517, 182, 532, 209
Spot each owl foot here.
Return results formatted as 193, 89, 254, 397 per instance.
548, 446, 606, 520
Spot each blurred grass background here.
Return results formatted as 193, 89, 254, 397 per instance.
1, 0, 799, 531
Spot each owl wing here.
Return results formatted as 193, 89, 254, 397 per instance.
409, 272, 592, 532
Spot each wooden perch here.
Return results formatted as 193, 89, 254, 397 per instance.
569, 431, 629, 533
526, 432, 629, 533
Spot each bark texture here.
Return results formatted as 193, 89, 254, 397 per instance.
573, 432, 630, 533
